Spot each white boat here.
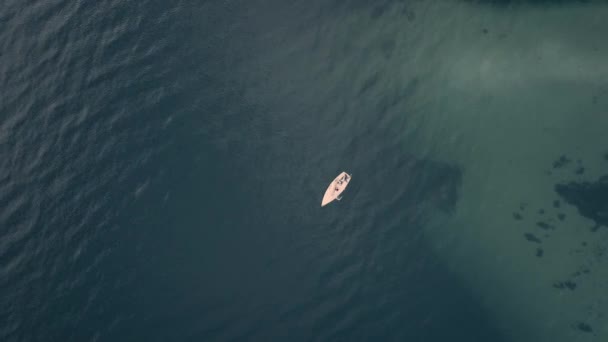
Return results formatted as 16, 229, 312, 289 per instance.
321, 171, 352, 207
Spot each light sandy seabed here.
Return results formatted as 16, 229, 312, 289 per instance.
239, 1, 608, 340
401, 2, 608, 342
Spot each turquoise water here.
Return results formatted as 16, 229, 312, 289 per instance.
2, 0, 608, 341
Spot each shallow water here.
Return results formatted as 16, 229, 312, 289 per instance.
2, 0, 608, 341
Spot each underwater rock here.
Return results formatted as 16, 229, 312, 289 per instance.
553, 280, 577, 290
572, 267, 590, 277
557, 213, 566, 221
513, 212, 523, 220
575, 167, 585, 175
536, 221, 555, 230
524, 233, 541, 243
535, 248, 543, 257
553, 200, 561, 208
553, 155, 571, 169
538, 209, 545, 215
594, 245, 606, 258
576, 322, 593, 333
555, 175, 608, 229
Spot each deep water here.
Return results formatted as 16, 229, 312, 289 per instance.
0, 0, 545, 341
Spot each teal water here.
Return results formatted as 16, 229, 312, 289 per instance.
2, 0, 608, 341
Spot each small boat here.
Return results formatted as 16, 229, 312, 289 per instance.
321, 171, 352, 207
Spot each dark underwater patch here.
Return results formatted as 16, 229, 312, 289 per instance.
368, 145, 463, 216
553, 155, 571, 169
553, 280, 576, 290
524, 233, 541, 243
409, 159, 462, 213
575, 322, 593, 333
536, 221, 554, 230
554, 175, 608, 229
572, 266, 590, 277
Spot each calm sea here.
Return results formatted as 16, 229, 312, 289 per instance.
0, 0, 557, 340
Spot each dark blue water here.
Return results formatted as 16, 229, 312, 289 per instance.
1, 0, 505, 341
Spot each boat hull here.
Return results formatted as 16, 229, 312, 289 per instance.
321, 171, 351, 207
